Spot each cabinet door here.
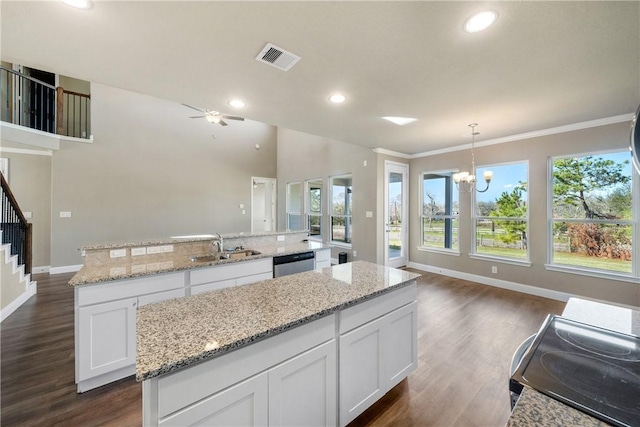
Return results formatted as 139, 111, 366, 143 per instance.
269, 340, 337, 427
383, 301, 417, 389
339, 315, 386, 426
159, 372, 268, 427
78, 297, 137, 381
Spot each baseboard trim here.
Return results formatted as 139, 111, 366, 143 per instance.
1, 280, 37, 322
32, 265, 50, 274
50, 264, 83, 275
407, 261, 573, 302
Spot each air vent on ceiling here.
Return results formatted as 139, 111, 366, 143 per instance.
255, 43, 301, 71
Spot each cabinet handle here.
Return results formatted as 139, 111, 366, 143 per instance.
133, 302, 137, 307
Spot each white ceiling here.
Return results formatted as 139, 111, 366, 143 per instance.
2, 1, 639, 155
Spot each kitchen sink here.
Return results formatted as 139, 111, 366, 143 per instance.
225, 249, 261, 259
189, 249, 261, 262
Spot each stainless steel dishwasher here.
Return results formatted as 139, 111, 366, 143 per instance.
273, 251, 315, 277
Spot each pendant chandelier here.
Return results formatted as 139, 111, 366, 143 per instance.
453, 123, 493, 193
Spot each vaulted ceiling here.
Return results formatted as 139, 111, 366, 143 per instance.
2, 1, 638, 155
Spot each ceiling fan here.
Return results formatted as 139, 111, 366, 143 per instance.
183, 104, 245, 126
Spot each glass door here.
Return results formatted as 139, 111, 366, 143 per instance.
384, 161, 408, 267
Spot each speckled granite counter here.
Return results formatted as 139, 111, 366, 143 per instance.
508, 388, 609, 427
69, 239, 329, 286
136, 260, 420, 381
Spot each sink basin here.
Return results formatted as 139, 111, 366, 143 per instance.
189, 250, 261, 262
225, 249, 261, 259
189, 254, 228, 262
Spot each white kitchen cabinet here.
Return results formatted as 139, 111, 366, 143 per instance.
190, 258, 273, 295
268, 340, 337, 427
159, 373, 268, 427
315, 248, 331, 269
75, 272, 185, 392
77, 297, 137, 384
339, 300, 417, 426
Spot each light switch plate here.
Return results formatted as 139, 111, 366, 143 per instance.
24, 211, 33, 219
366, 211, 373, 218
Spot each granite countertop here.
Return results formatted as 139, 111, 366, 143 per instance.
69, 240, 330, 286
78, 230, 306, 251
507, 388, 610, 427
136, 260, 421, 381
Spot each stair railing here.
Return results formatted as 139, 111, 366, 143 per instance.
0, 65, 91, 139
0, 172, 32, 275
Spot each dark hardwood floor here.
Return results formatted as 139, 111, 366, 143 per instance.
1, 269, 564, 426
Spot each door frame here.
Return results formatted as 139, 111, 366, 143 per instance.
251, 177, 277, 233
384, 161, 409, 267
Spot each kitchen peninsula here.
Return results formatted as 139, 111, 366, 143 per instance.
71, 231, 332, 392
137, 261, 420, 427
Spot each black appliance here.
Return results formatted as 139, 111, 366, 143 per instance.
510, 315, 640, 427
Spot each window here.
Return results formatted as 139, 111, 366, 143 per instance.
306, 179, 323, 239
331, 175, 352, 244
421, 171, 459, 251
473, 162, 529, 260
550, 151, 634, 275
286, 182, 302, 230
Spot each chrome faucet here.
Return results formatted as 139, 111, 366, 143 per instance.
213, 233, 224, 253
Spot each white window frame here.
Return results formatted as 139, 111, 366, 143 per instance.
305, 178, 324, 241
545, 149, 639, 282
286, 181, 302, 231
330, 174, 352, 247
470, 160, 531, 266
418, 170, 460, 255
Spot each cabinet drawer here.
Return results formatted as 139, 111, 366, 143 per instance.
236, 272, 273, 286
315, 249, 331, 263
138, 288, 185, 307
191, 279, 236, 295
78, 272, 184, 306
190, 258, 272, 286
339, 282, 416, 334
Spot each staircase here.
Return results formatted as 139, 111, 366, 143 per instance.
1, 231, 37, 321
1, 172, 37, 322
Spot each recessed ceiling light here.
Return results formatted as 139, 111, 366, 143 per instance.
228, 99, 246, 108
382, 117, 417, 126
464, 10, 498, 33
329, 94, 346, 104
61, 0, 91, 9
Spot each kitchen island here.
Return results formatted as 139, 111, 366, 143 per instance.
71, 231, 333, 392
137, 261, 420, 427
508, 298, 640, 426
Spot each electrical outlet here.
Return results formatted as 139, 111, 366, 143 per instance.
110, 249, 127, 258
60, 211, 72, 218
353, 250, 357, 257
492, 266, 498, 274
146, 246, 163, 255
131, 247, 147, 256
161, 245, 174, 253
277, 235, 285, 242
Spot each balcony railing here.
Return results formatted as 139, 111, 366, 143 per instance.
0, 65, 91, 139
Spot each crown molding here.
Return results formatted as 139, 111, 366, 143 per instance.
390, 113, 635, 159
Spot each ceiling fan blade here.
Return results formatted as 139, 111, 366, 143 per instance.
221, 115, 245, 121
182, 104, 207, 113
219, 120, 228, 126
189, 115, 207, 119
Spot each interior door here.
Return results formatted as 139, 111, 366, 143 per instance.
384, 161, 408, 267
251, 177, 276, 233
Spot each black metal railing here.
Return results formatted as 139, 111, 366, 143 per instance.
0, 65, 91, 139
0, 172, 32, 275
